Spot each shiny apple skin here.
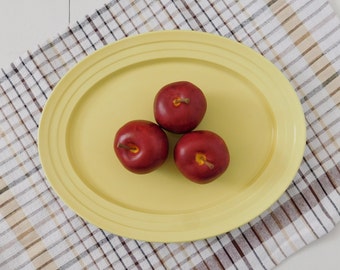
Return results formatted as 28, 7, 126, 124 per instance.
114, 120, 169, 174
174, 130, 230, 184
154, 81, 207, 134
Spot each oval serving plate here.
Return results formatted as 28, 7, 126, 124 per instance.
38, 30, 306, 242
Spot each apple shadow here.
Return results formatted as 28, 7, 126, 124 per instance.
157, 131, 184, 181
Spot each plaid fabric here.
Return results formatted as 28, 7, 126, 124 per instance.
1, 0, 339, 269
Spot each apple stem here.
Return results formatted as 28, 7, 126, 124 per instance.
117, 143, 139, 153
173, 97, 190, 106
205, 160, 215, 170
195, 152, 215, 170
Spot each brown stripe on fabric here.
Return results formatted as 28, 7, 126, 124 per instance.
259, 0, 320, 56
298, 156, 340, 217
231, 228, 269, 268
214, 235, 241, 269
268, 1, 339, 102
305, 87, 339, 126
291, 185, 328, 233
244, 225, 278, 266
236, 227, 273, 268
0, 192, 57, 269
260, 1, 340, 220
193, 250, 224, 270
48, 227, 112, 270
274, 200, 308, 245
201, 238, 227, 270
195, 257, 223, 270
251, 218, 284, 264
231, 238, 253, 269
0, 179, 92, 268
189, 241, 216, 270
213, 248, 235, 269
270, 211, 299, 251
34, 215, 92, 270
280, 14, 337, 74
1, 112, 101, 270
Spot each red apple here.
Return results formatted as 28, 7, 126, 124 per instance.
174, 130, 230, 184
114, 120, 169, 174
154, 81, 207, 133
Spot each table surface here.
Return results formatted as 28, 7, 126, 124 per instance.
0, 1, 339, 269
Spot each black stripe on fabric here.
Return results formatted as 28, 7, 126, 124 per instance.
203, 238, 228, 270
190, 241, 215, 269
0, 167, 43, 216
68, 25, 90, 58
293, 164, 331, 233
96, 8, 119, 41
86, 15, 108, 46
303, 154, 340, 214
75, 21, 98, 51
231, 238, 253, 270
133, 241, 156, 270
0, 185, 9, 195
237, 228, 269, 269
0, 140, 37, 173
148, 242, 168, 270
27, 51, 54, 92
37, 46, 63, 88
157, 0, 183, 29
297, 45, 340, 104
179, 0, 206, 31
257, 216, 288, 257
19, 56, 48, 100
1, 68, 39, 128
247, 225, 277, 266
215, 235, 239, 270
171, 0, 197, 31
228, 2, 264, 52
117, 236, 143, 270
99, 231, 128, 269
105, 4, 128, 38
207, 2, 239, 38
195, 1, 233, 35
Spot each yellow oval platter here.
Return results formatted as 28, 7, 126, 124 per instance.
38, 31, 306, 242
